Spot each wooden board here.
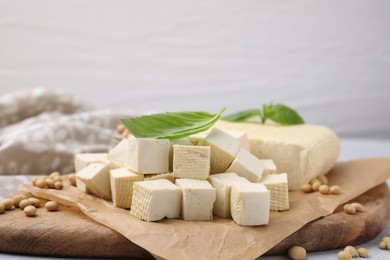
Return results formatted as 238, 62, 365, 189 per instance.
0, 183, 389, 258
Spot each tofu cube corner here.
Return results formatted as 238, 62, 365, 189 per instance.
110, 168, 144, 209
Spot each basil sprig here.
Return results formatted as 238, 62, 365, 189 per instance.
121, 108, 225, 139
223, 103, 304, 125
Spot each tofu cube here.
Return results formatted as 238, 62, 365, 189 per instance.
197, 128, 240, 174
208, 173, 249, 218
169, 138, 193, 171
75, 153, 115, 173
175, 179, 216, 221
131, 179, 182, 221
230, 182, 270, 226
261, 159, 277, 175
76, 163, 111, 200
173, 145, 210, 179
260, 173, 289, 211
226, 148, 265, 182
224, 129, 250, 150
128, 136, 170, 174
76, 176, 90, 193
110, 168, 144, 209
107, 138, 132, 168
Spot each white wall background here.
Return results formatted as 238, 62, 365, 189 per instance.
0, 0, 389, 139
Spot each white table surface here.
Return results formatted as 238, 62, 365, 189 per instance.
1, 138, 390, 260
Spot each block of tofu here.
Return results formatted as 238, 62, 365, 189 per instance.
216, 121, 340, 190
173, 145, 210, 179
230, 182, 270, 226
224, 129, 250, 150
260, 159, 277, 175
110, 168, 144, 209
145, 173, 176, 183
226, 148, 265, 182
169, 138, 193, 171
196, 128, 241, 174
128, 136, 170, 174
76, 163, 111, 200
260, 173, 289, 211
74, 153, 115, 173
208, 173, 249, 218
131, 179, 182, 221
175, 179, 216, 221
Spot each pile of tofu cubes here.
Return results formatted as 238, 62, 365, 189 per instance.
75, 128, 289, 226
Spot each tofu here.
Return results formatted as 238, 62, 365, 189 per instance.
110, 168, 144, 209
107, 138, 132, 168
196, 128, 241, 174
76, 176, 90, 193
74, 153, 115, 173
260, 173, 289, 211
145, 173, 176, 183
175, 179, 216, 221
224, 129, 250, 150
216, 121, 340, 190
128, 136, 170, 174
208, 173, 249, 218
260, 159, 277, 175
131, 179, 182, 221
76, 163, 111, 200
226, 148, 265, 182
173, 145, 210, 180
230, 182, 270, 226
169, 138, 193, 171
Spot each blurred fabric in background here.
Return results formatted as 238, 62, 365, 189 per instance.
0, 0, 389, 139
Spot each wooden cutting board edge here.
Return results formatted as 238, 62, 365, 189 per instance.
0, 183, 389, 259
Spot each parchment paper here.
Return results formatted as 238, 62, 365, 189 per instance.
22, 158, 390, 260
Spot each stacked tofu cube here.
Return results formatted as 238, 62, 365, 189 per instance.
74, 126, 289, 226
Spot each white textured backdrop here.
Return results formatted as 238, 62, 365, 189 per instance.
0, 0, 389, 139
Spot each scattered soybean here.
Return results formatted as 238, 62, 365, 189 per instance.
287, 246, 306, 260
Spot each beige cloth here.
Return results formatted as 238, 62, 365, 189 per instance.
0, 88, 131, 175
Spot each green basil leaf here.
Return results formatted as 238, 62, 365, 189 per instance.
265, 104, 304, 125
121, 108, 226, 139
222, 109, 261, 122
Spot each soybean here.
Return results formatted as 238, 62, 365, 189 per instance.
344, 246, 356, 257
301, 184, 313, 193
379, 240, 387, 249
54, 181, 63, 190
345, 205, 356, 215
318, 175, 328, 185
351, 202, 363, 212
357, 247, 368, 257
312, 181, 321, 191
28, 198, 41, 208
24, 205, 37, 217
1, 198, 15, 210
337, 250, 352, 260
45, 201, 59, 211
12, 195, 27, 208
35, 178, 47, 188
68, 174, 77, 186
50, 171, 61, 178
330, 185, 341, 194
19, 199, 33, 210
287, 246, 306, 260
319, 185, 329, 194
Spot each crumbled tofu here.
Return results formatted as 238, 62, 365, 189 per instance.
230, 182, 270, 226
131, 179, 182, 221
226, 148, 265, 182
208, 173, 249, 218
173, 145, 210, 180
110, 168, 144, 209
175, 179, 216, 221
